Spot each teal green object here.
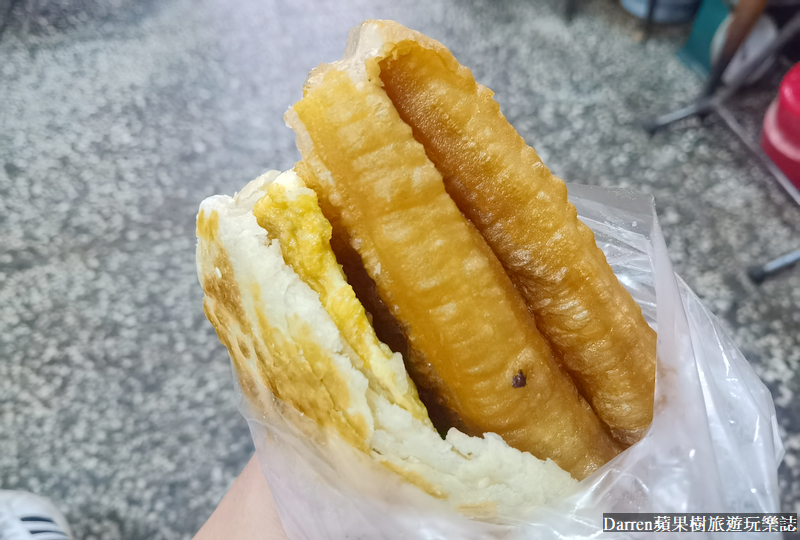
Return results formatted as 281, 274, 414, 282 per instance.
677, 0, 730, 76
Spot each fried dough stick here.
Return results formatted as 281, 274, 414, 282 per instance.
372, 23, 656, 445
287, 66, 619, 479
293, 161, 467, 434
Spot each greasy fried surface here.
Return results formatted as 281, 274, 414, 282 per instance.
372, 25, 656, 445
294, 161, 468, 434
287, 67, 620, 479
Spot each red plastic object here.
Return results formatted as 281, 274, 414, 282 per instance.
761, 63, 800, 189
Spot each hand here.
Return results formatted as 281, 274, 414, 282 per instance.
193, 454, 289, 540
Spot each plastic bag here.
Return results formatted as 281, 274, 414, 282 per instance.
236, 185, 784, 539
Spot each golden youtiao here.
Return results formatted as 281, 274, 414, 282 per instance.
287, 63, 620, 478
369, 21, 656, 445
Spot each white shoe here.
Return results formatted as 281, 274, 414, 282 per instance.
0, 491, 72, 540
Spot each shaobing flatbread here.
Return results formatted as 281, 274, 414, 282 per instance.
196, 170, 577, 520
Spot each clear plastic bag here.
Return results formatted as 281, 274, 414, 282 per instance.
236, 185, 784, 539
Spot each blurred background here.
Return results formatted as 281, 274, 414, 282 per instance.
1, 0, 799, 538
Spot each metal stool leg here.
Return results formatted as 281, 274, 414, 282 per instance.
644, 97, 715, 134
643, 0, 658, 40
702, 0, 768, 97
644, 11, 800, 135
748, 249, 800, 284
564, 0, 579, 21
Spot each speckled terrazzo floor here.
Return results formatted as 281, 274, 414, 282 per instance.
1, 0, 799, 538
